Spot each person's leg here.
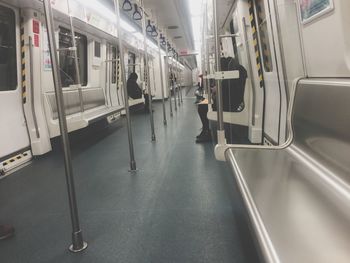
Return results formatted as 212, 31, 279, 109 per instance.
198, 104, 209, 131
0, 225, 15, 240
196, 104, 211, 143
144, 94, 150, 112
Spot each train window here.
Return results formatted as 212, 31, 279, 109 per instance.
128, 52, 136, 77
300, 0, 333, 23
111, 46, 118, 84
0, 6, 17, 91
94, 41, 101, 58
255, 0, 273, 72
58, 27, 87, 87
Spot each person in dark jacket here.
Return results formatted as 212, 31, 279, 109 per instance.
196, 57, 247, 143
127, 72, 152, 112
126, 72, 142, 99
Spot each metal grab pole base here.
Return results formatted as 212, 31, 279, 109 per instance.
151, 133, 156, 141
69, 230, 88, 253
163, 120, 167, 126
217, 130, 227, 145
43, 0, 87, 253
129, 160, 137, 172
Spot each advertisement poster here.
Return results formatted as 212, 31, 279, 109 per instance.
42, 25, 52, 71
300, 0, 333, 22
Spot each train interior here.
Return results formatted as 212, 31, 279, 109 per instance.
0, 0, 350, 262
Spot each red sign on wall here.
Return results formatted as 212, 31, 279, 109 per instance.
33, 20, 40, 34
34, 34, 39, 47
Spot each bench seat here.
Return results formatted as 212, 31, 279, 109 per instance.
226, 146, 350, 263
225, 79, 350, 263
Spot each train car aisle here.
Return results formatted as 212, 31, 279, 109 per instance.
0, 90, 259, 263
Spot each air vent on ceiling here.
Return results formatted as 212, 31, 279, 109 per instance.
168, 25, 179, 30
174, 36, 183, 39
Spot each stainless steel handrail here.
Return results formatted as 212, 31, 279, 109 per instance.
242, 17, 256, 126
213, 0, 225, 144
28, 36, 40, 138
141, 0, 156, 141
114, 0, 137, 170
164, 33, 173, 117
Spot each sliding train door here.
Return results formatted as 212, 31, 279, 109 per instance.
0, 4, 30, 160
105, 44, 121, 107
253, 0, 287, 144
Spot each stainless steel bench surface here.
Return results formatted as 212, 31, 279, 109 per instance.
225, 79, 350, 263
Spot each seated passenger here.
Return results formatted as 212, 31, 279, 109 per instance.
196, 79, 216, 143
196, 57, 247, 143
127, 72, 142, 99
127, 72, 151, 113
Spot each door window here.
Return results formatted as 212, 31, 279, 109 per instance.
0, 6, 17, 91
128, 52, 136, 77
300, 0, 333, 23
58, 27, 87, 87
255, 0, 273, 72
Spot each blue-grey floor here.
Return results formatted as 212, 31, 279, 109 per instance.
0, 89, 259, 263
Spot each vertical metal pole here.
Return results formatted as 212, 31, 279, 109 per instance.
213, 0, 226, 144
157, 31, 167, 125
242, 17, 256, 126
175, 56, 181, 106
113, 0, 137, 170
165, 37, 173, 117
179, 58, 184, 103
206, 41, 211, 106
42, 0, 87, 253
141, 0, 156, 141
66, 0, 84, 112
171, 55, 178, 111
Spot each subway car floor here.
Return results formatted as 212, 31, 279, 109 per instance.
0, 88, 259, 263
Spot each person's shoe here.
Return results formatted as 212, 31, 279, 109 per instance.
196, 129, 206, 139
0, 225, 15, 240
196, 130, 212, 143
196, 129, 210, 139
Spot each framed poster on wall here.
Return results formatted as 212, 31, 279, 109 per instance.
300, 0, 334, 24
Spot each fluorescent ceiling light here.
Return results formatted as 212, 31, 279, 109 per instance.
188, 0, 204, 70
75, 0, 136, 32
74, 0, 163, 52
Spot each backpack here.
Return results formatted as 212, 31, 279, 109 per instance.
213, 57, 247, 112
